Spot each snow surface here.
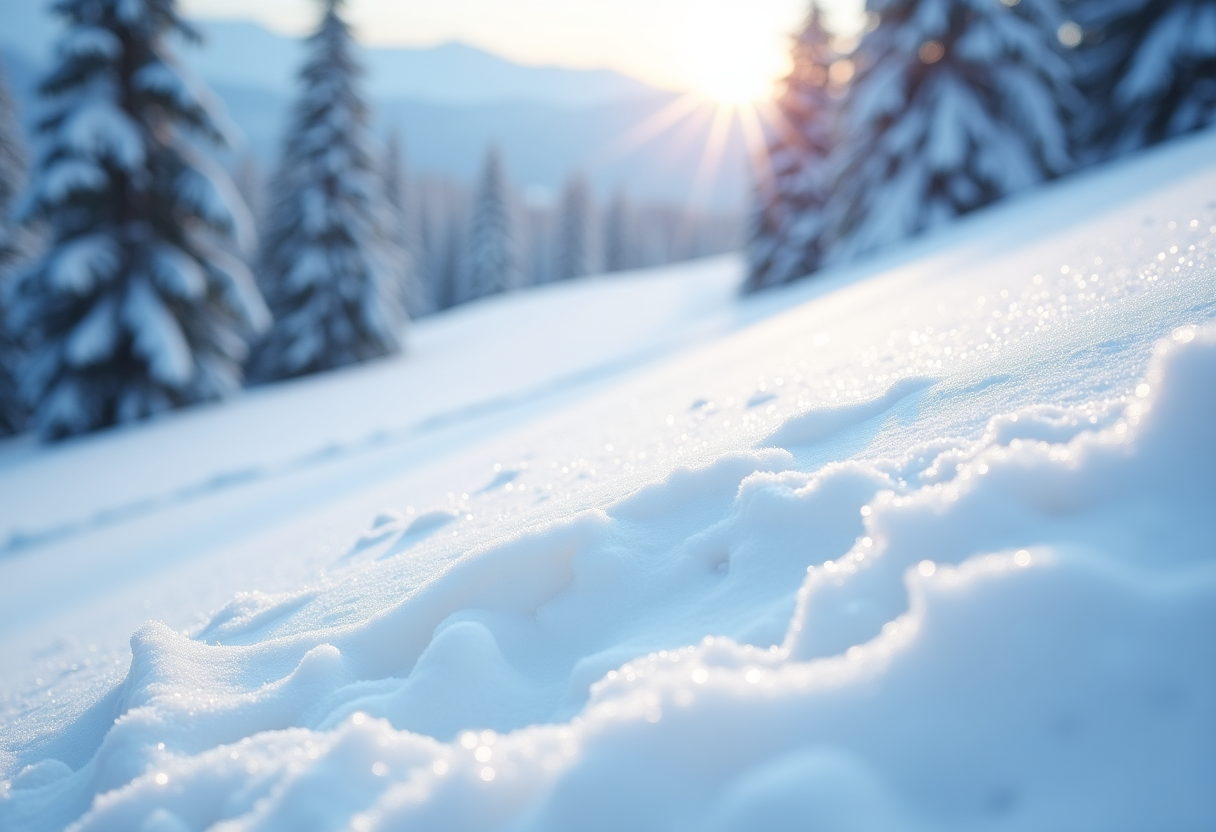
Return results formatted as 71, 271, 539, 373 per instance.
2, 129, 1216, 830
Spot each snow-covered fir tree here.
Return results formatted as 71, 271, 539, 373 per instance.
554, 173, 593, 281
823, 0, 1077, 261
250, 0, 405, 382
8, 0, 268, 439
414, 177, 466, 311
0, 60, 31, 435
516, 198, 550, 286
745, 4, 839, 292
602, 190, 631, 273
415, 195, 444, 310
0, 61, 27, 268
383, 129, 427, 317
462, 147, 517, 302
435, 215, 464, 309
1071, 0, 1216, 157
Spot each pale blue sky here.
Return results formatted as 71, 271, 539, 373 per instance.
180, 0, 867, 98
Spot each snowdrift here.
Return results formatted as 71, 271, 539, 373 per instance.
2, 131, 1216, 831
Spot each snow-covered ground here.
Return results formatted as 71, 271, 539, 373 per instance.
2, 129, 1215, 831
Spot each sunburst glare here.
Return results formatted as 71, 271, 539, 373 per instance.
678, 3, 792, 104
579, 1, 809, 215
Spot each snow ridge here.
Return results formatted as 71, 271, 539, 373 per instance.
3, 324, 1215, 832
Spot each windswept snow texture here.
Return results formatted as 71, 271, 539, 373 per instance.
3, 131, 1216, 831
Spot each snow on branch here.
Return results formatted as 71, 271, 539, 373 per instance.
123, 278, 194, 385
56, 26, 122, 61
36, 158, 107, 204
175, 153, 255, 252
64, 296, 119, 366
63, 101, 145, 171
49, 235, 121, 294
151, 242, 206, 301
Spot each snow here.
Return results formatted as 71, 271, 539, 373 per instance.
151, 244, 207, 301
123, 279, 194, 386
45, 235, 120, 295
204, 248, 269, 335
54, 28, 121, 62
0, 256, 743, 552
35, 159, 107, 205
62, 101, 146, 172
174, 154, 254, 250
1, 129, 1216, 830
64, 296, 118, 367
133, 62, 226, 133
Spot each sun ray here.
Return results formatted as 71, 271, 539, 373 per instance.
735, 101, 774, 189
751, 98, 796, 144
659, 99, 719, 162
589, 92, 708, 168
686, 101, 737, 212
579, 3, 793, 227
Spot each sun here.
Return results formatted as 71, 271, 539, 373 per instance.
678, 5, 791, 105
695, 63, 776, 106
687, 36, 786, 105
590, 2, 799, 214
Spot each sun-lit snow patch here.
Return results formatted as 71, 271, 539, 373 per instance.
4, 323, 1216, 832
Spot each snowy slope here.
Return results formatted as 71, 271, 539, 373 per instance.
1, 130, 1216, 831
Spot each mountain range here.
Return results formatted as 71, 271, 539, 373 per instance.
0, 1, 752, 208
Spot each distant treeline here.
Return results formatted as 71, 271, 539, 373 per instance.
415, 169, 742, 315
235, 145, 742, 320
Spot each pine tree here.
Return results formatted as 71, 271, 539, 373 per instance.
0, 60, 31, 435
250, 0, 405, 382
462, 147, 517, 302
554, 173, 593, 281
436, 213, 464, 309
415, 179, 466, 311
383, 129, 427, 316
823, 0, 1077, 262
602, 189, 631, 273
415, 192, 442, 310
8, 0, 268, 439
1072, 0, 1216, 157
519, 199, 552, 286
745, 5, 839, 292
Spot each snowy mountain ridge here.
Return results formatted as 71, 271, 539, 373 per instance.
0, 28, 748, 208
192, 21, 667, 107
0, 3, 666, 108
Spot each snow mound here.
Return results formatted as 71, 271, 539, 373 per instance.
2, 132, 1216, 830
3, 327, 1215, 831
